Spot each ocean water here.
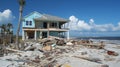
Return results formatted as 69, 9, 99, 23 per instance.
74, 37, 120, 45
77, 37, 120, 40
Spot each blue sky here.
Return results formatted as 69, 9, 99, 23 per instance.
0, 0, 120, 37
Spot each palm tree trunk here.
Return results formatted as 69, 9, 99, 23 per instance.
16, 6, 23, 49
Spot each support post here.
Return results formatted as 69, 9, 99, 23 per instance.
22, 30, 25, 40
67, 31, 69, 40
47, 22, 50, 38
47, 31, 49, 38
40, 31, 42, 39
63, 24, 65, 29
34, 30, 37, 40
57, 22, 59, 29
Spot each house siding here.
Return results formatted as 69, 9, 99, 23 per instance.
35, 21, 43, 28
22, 12, 42, 28
37, 31, 39, 37
50, 31, 59, 37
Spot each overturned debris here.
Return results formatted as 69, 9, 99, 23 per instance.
1, 37, 119, 67
107, 50, 119, 56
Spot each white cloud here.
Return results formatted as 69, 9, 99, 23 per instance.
67, 15, 120, 32
118, 22, 120, 26
77, 20, 91, 31
69, 15, 78, 22
0, 9, 15, 24
67, 15, 78, 30
112, 22, 120, 31
89, 19, 94, 25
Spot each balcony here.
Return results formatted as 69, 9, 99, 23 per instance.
48, 28, 69, 32
23, 28, 69, 32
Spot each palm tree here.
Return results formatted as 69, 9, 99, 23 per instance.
16, 0, 25, 49
7, 23, 13, 43
1, 24, 6, 45
1, 24, 6, 35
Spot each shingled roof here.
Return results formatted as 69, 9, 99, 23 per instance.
34, 14, 69, 22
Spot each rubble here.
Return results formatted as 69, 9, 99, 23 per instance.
107, 50, 119, 56
56, 39, 66, 46
0, 38, 120, 67
73, 54, 101, 63
66, 42, 73, 46
42, 45, 52, 51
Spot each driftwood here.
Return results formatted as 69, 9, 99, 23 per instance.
39, 55, 58, 67
27, 55, 58, 67
5, 47, 23, 53
73, 56, 101, 63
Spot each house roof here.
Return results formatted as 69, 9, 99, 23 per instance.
34, 14, 69, 22
24, 11, 42, 18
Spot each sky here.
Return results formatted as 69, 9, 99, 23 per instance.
0, 0, 120, 37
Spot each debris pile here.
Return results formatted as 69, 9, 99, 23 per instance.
107, 50, 119, 56
0, 37, 119, 67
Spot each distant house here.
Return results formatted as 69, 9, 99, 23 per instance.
22, 11, 69, 40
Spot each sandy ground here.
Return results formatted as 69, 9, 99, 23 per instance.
0, 40, 120, 67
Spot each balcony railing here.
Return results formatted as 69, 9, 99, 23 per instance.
23, 27, 69, 32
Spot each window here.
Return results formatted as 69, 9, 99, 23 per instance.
26, 21, 29, 25
50, 22, 57, 28
29, 21, 32, 25
26, 21, 32, 26
43, 22, 47, 28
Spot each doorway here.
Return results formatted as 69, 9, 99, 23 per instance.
42, 32, 47, 38
43, 22, 47, 28
27, 31, 34, 39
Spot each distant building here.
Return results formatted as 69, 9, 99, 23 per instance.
22, 11, 69, 40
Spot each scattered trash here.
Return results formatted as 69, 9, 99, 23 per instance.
66, 42, 73, 46
73, 56, 101, 63
56, 39, 66, 46
107, 50, 119, 56
97, 64, 109, 67
62, 64, 71, 67
0, 38, 119, 67
43, 45, 52, 51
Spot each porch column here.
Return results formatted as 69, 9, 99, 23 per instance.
47, 22, 50, 38
25, 32, 28, 40
47, 31, 49, 38
57, 22, 59, 29
40, 31, 42, 39
34, 30, 37, 40
67, 31, 69, 40
22, 30, 25, 40
63, 24, 65, 28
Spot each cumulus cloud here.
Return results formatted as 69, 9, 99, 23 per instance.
0, 9, 15, 24
67, 16, 78, 30
77, 20, 91, 31
67, 15, 120, 32
89, 19, 94, 25
112, 22, 120, 31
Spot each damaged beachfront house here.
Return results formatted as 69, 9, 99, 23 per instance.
22, 11, 69, 40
